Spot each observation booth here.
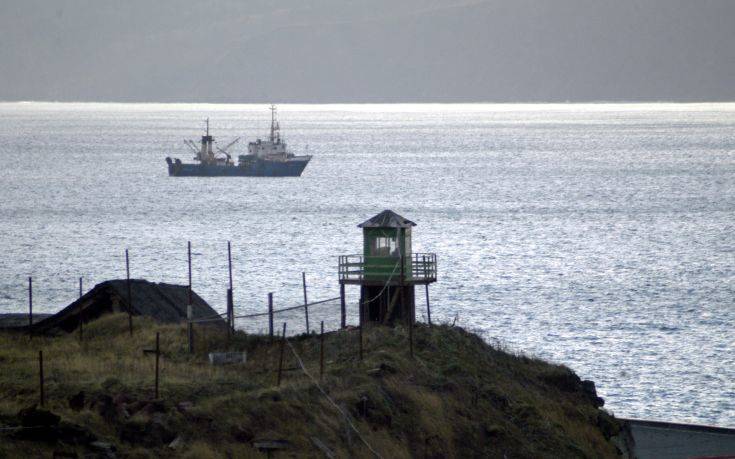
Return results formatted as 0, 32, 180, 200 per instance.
338, 210, 437, 325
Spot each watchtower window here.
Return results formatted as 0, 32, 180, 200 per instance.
371, 236, 398, 257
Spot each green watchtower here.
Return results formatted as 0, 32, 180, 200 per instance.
339, 210, 437, 325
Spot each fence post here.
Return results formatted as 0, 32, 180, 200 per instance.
401, 255, 413, 359
79, 277, 84, 342
125, 249, 133, 336
143, 332, 161, 399
227, 288, 234, 338
268, 293, 274, 342
277, 322, 287, 386
320, 321, 325, 379
425, 284, 432, 327
227, 241, 234, 334
28, 277, 33, 340
155, 332, 160, 399
187, 242, 193, 354
358, 299, 364, 362
302, 272, 310, 334
340, 283, 346, 329
38, 350, 44, 407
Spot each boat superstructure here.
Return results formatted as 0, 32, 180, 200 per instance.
166, 105, 311, 177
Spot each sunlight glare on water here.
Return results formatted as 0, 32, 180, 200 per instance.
0, 102, 733, 426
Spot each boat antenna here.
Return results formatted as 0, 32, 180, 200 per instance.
206, 118, 210, 137
270, 104, 277, 142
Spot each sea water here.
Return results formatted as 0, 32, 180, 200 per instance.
0, 102, 733, 427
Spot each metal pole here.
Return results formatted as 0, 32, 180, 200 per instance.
125, 249, 133, 336
28, 277, 33, 339
227, 288, 233, 338
155, 332, 160, 399
38, 350, 44, 407
320, 321, 325, 379
401, 255, 412, 358
277, 322, 287, 386
227, 241, 233, 291
340, 283, 346, 328
187, 242, 193, 354
425, 284, 432, 326
359, 299, 363, 362
227, 241, 234, 333
268, 293, 274, 342
302, 272, 309, 334
79, 277, 84, 342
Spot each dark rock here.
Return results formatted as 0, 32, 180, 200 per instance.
18, 405, 61, 427
582, 380, 605, 408
597, 412, 620, 440
69, 391, 85, 411
51, 449, 78, 458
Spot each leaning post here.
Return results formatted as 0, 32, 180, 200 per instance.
302, 272, 310, 334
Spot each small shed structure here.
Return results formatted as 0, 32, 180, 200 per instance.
339, 210, 436, 325
29, 279, 224, 335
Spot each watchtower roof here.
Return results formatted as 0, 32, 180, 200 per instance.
358, 210, 416, 228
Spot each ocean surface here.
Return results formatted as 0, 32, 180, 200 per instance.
0, 102, 733, 427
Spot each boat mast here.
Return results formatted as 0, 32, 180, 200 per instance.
270, 104, 281, 142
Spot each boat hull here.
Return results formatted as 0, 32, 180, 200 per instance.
166, 157, 310, 177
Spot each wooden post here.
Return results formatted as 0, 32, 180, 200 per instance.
143, 332, 161, 399
155, 332, 160, 399
277, 322, 287, 386
227, 241, 234, 333
358, 299, 364, 362
227, 241, 233, 291
38, 350, 44, 407
340, 283, 346, 328
125, 249, 133, 336
302, 272, 310, 334
226, 288, 234, 338
320, 321, 325, 379
79, 277, 84, 342
425, 284, 432, 327
187, 242, 193, 354
28, 277, 32, 339
268, 293, 274, 342
401, 255, 413, 358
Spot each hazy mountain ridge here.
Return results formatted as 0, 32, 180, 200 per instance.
1, 0, 733, 102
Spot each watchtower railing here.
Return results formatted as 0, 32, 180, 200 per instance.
338, 253, 437, 283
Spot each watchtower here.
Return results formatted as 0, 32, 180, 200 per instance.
338, 210, 437, 325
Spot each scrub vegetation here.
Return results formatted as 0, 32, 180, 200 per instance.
0, 313, 625, 458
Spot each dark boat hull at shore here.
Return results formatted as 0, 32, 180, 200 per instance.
166, 156, 310, 177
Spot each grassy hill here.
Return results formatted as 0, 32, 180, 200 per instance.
0, 313, 627, 458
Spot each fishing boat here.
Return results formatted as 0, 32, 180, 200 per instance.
166, 105, 311, 177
